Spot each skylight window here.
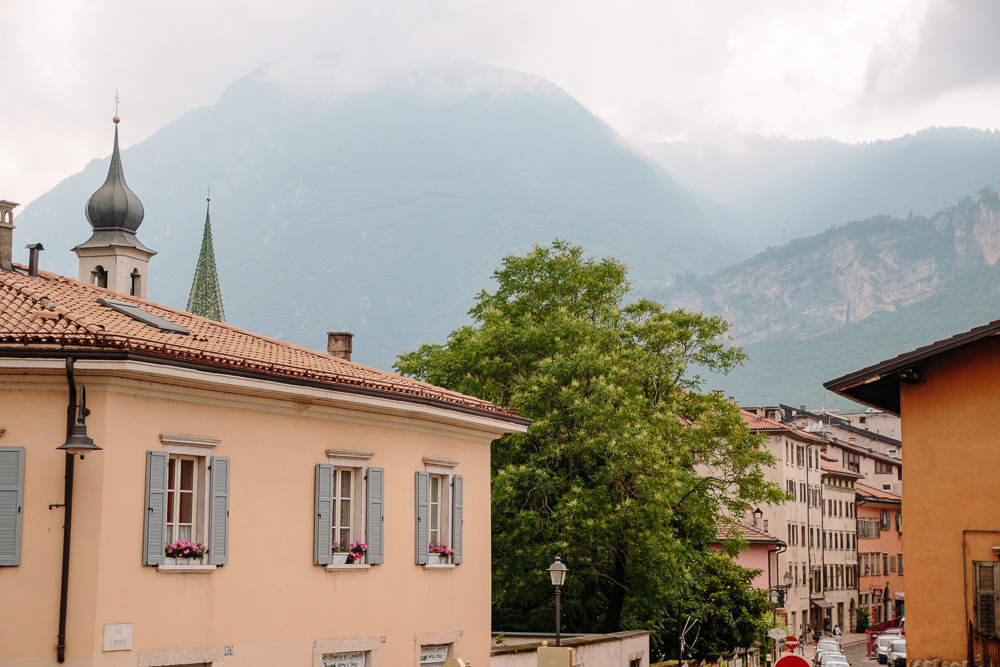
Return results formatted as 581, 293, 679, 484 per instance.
98, 298, 189, 335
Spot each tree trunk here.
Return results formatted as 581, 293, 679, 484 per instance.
600, 544, 628, 632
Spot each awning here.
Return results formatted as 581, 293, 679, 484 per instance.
895, 592, 905, 600
811, 598, 835, 609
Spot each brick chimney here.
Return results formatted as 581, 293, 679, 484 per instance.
0, 200, 19, 271
327, 332, 354, 361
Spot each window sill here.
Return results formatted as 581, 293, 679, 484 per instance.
157, 564, 217, 574
325, 564, 371, 572
423, 563, 456, 570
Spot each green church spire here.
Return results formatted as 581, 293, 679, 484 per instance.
187, 195, 226, 322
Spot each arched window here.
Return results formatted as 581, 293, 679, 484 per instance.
92, 266, 108, 288
130, 269, 141, 297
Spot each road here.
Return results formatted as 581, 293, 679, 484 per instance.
842, 639, 873, 665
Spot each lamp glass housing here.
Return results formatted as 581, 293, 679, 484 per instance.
548, 557, 568, 587
784, 571, 794, 587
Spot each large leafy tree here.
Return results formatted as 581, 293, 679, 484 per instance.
395, 241, 784, 656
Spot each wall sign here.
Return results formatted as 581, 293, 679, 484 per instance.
323, 651, 364, 667
102, 624, 132, 652
421, 645, 450, 663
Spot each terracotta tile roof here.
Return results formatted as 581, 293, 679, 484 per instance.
716, 520, 784, 545
820, 462, 860, 478
740, 409, 826, 443
856, 483, 901, 502
0, 267, 523, 420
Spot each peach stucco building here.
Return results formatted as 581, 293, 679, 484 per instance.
826, 318, 1000, 663
0, 121, 529, 667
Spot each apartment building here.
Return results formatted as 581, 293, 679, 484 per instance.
740, 409, 827, 636
818, 462, 860, 633
856, 484, 904, 625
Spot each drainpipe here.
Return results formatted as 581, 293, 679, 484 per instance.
56, 357, 77, 663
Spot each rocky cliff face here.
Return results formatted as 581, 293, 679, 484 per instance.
654, 192, 1000, 345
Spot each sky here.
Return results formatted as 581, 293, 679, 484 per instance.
3, 0, 1000, 207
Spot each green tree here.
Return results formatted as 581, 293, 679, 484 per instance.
395, 240, 785, 654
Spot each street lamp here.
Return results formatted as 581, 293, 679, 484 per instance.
56, 387, 102, 456
753, 507, 763, 528
548, 556, 568, 646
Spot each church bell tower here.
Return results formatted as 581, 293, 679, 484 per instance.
73, 115, 155, 299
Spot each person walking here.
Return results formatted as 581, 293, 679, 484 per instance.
798, 632, 806, 655
834, 625, 842, 640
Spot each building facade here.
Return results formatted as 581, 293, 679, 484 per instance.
826, 318, 1000, 663
855, 484, 904, 625
0, 119, 529, 667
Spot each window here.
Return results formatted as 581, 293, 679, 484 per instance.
880, 512, 891, 530
883, 553, 889, 574
889, 553, 896, 573
166, 456, 199, 544
415, 458, 464, 566
844, 452, 860, 473
315, 450, 383, 568
801, 524, 806, 546
875, 461, 894, 475
800, 482, 806, 502
763, 519, 768, 532
975, 561, 1000, 635
333, 468, 355, 546
92, 265, 108, 288
898, 554, 903, 575
896, 513, 903, 531
130, 269, 141, 297
797, 446, 804, 467
144, 436, 229, 569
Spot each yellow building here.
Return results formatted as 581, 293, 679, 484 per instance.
0, 120, 528, 667
826, 320, 1000, 664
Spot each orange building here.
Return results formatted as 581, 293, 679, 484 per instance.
826, 319, 1000, 663
855, 484, 903, 626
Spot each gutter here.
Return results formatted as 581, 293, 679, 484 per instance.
0, 348, 532, 428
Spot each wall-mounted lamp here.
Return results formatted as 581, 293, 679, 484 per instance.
56, 387, 101, 456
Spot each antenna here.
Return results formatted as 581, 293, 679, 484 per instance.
114, 89, 120, 116
207, 184, 211, 201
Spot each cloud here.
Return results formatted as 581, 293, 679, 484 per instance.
862, 0, 1000, 106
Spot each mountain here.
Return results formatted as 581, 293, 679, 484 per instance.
642, 188, 1000, 408
644, 129, 1000, 254
15, 64, 739, 371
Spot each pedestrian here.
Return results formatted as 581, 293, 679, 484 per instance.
799, 632, 805, 655
834, 625, 842, 640
806, 624, 812, 643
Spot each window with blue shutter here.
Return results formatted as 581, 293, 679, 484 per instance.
143, 451, 169, 566
0, 447, 25, 566
452, 475, 463, 565
415, 471, 429, 565
208, 456, 230, 566
366, 467, 384, 565
315, 464, 334, 565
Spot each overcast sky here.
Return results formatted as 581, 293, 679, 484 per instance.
3, 0, 1000, 207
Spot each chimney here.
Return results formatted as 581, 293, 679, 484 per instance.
327, 332, 354, 361
26, 243, 43, 277
0, 200, 19, 271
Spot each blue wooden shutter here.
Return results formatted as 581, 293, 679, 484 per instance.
143, 451, 169, 565
366, 467, 384, 565
315, 464, 333, 565
452, 474, 463, 565
0, 447, 25, 566
415, 471, 429, 564
208, 456, 230, 565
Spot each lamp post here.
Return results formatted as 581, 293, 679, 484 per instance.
548, 556, 568, 646
54, 383, 101, 663
770, 570, 794, 660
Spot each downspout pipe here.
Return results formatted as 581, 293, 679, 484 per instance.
56, 357, 77, 663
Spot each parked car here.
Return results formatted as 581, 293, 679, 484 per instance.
815, 650, 844, 666
876, 634, 898, 664
887, 639, 906, 667
825, 660, 851, 667
819, 654, 849, 667
817, 638, 841, 653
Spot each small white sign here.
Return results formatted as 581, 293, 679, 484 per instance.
768, 628, 787, 640
103, 624, 132, 652
421, 645, 450, 663
323, 651, 364, 667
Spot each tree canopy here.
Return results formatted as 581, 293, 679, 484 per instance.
395, 240, 784, 658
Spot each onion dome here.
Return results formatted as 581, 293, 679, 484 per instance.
85, 117, 145, 232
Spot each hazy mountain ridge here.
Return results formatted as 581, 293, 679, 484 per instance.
648, 188, 1000, 347
15, 64, 738, 371
645, 129, 1000, 253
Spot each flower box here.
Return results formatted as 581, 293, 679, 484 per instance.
164, 540, 207, 565
332, 552, 350, 565
164, 556, 206, 566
